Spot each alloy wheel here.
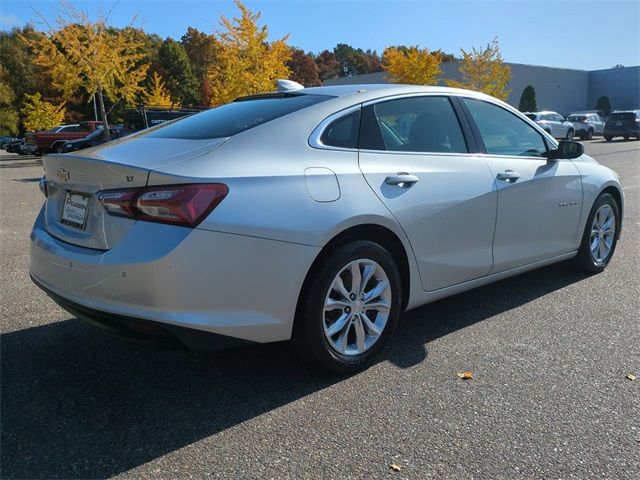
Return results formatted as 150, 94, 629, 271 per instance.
323, 259, 392, 356
590, 204, 616, 264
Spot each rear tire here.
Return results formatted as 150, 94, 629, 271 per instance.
604, 136, 612, 142
586, 128, 593, 140
624, 136, 630, 140
572, 193, 619, 274
291, 240, 402, 373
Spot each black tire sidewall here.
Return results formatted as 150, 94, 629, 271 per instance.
293, 240, 402, 373
575, 193, 619, 273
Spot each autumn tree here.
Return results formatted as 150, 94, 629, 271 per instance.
208, 1, 291, 105
446, 38, 511, 100
181, 27, 219, 105
20, 92, 65, 132
23, 2, 149, 139
144, 71, 172, 107
315, 50, 341, 81
518, 85, 537, 112
288, 48, 321, 87
0, 66, 19, 135
383, 46, 443, 85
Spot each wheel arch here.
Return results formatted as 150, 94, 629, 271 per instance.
296, 223, 412, 320
600, 185, 624, 238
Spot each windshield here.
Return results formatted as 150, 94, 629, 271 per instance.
141, 93, 332, 140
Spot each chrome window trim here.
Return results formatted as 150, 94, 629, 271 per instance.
308, 105, 361, 152
309, 91, 558, 157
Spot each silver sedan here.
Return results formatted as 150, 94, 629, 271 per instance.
30, 84, 624, 372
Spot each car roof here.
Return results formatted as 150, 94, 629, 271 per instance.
285, 83, 495, 103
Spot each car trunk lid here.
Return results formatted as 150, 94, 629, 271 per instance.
41, 137, 227, 250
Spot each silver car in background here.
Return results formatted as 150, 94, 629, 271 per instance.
567, 112, 605, 140
524, 111, 575, 139
30, 84, 624, 372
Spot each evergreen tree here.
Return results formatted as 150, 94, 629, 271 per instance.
158, 39, 198, 107
595, 96, 612, 117
518, 85, 537, 112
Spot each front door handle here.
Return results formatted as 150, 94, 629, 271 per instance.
496, 170, 521, 182
385, 173, 419, 188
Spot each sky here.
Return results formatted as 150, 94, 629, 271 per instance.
1, 0, 639, 71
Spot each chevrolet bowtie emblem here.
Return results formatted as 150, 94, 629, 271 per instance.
56, 168, 70, 182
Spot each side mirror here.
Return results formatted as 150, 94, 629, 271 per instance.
545, 140, 584, 160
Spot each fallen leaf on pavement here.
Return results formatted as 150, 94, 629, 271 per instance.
390, 464, 401, 472
456, 371, 473, 380
626, 374, 636, 381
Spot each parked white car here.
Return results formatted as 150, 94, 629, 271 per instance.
567, 113, 605, 140
524, 111, 575, 139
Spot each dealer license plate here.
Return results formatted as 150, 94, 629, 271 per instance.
61, 192, 89, 229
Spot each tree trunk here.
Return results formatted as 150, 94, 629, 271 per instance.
96, 87, 111, 141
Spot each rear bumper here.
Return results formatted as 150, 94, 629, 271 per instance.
604, 128, 640, 137
30, 207, 320, 344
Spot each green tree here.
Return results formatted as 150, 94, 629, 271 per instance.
595, 95, 612, 117
157, 39, 198, 107
383, 46, 443, 85
180, 28, 219, 105
20, 92, 65, 131
518, 85, 537, 112
333, 43, 380, 76
446, 38, 511, 100
208, 0, 291, 105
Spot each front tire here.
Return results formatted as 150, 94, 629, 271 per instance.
604, 135, 613, 142
291, 241, 402, 373
565, 128, 574, 140
573, 193, 619, 274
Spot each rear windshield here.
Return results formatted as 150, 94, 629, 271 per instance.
524, 114, 538, 121
142, 93, 332, 140
608, 112, 637, 121
568, 115, 587, 121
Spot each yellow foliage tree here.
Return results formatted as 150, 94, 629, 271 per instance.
0, 66, 19, 136
22, 1, 148, 138
20, 92, 66, 132
383, 46, 443, 85
144, 72, 173, 107
208, 1, 291, 105
446, 38, 511, 100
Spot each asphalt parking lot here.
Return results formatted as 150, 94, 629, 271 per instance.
1, 140, 638, 479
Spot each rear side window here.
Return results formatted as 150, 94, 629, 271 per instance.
142, 94, 331, 140
320, 110, 361, 148
568, 115, 587, 122
360, 96, 468, 153
524, 114, 538, 121
464, 98, 548, 157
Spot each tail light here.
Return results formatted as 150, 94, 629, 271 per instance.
96, 183, 228, 227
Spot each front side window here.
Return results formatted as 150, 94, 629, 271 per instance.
360, 96, 468, 153
464, 98, 548, 157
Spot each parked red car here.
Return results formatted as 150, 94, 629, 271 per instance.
25, 121, 103, 155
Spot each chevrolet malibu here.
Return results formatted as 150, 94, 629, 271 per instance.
30, 83, 624, 372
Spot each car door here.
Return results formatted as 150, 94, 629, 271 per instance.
461, 97, 582, 273
358, 95, 497, 291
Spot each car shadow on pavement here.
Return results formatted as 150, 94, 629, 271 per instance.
1, 262, 587, 479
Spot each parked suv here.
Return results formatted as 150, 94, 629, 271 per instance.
523, 111, 574, 139
567, 113, 605, 140
604, 110, 640, 141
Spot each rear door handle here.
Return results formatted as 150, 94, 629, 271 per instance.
385, 173, 419, 188
496, 170, 521, 182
